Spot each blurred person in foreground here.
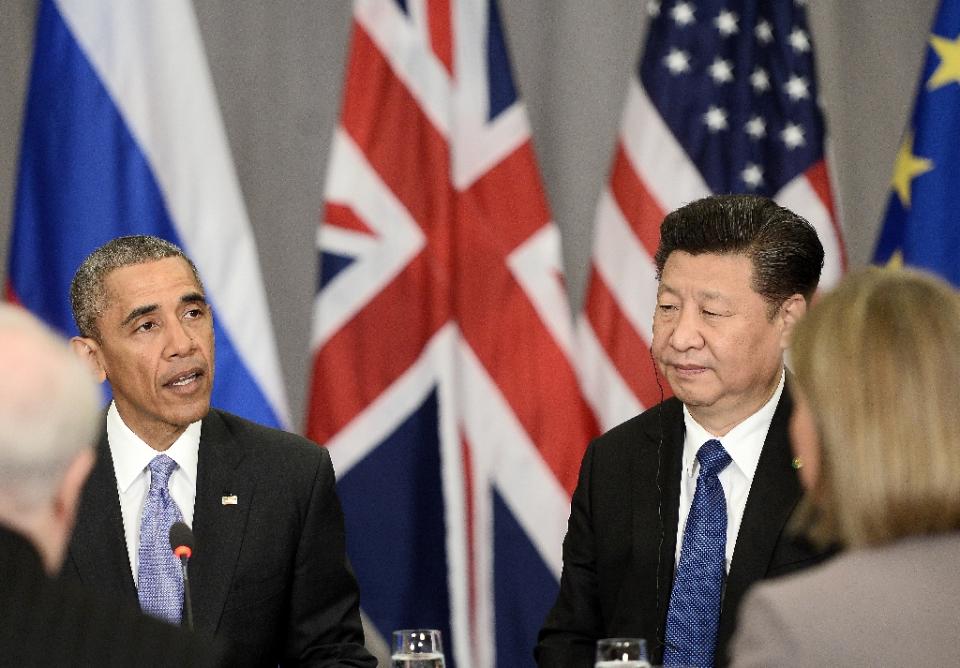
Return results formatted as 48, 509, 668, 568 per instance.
0, 304, 223, 666
537, 195, 834, 667
64, 235, 375, 667
731, 267, 960, 666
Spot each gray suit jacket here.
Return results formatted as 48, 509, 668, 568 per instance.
63, 408, 376, 668
537, 390, 830, 667
731, 532, 960, 667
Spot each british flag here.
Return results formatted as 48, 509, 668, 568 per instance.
579, 0, 848, 431
306, 1, 597, 664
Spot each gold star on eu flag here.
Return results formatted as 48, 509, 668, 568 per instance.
891, 131, 933, 208
928, 33, 960, 90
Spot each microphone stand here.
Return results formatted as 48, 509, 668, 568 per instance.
177, 552, 194, 631
170, 522, 196, 632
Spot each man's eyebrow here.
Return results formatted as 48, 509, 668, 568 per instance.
656, 284, 730, 302
121, 304, 158, 327
181, 292, 207, 305
697, 289, 729, 302
120, 293, 207, 327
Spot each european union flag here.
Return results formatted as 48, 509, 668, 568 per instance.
874, 0, 960, 286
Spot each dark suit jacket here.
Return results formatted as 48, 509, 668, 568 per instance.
1, 525, 225, 667
63, 408, 376, 668
536, 390, 829, 667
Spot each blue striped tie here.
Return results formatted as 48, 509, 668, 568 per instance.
663, 439, 732, 667
137, 454, 184, 624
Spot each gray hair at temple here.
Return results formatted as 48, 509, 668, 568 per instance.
654, 194, 825, 316
0, 304, 100, 508
70, 235, 204, 340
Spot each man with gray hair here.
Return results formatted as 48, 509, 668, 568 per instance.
64, 235, 374, 667
0, 304, 222, 666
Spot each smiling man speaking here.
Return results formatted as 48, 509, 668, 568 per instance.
537, 195, 834, 668
64, 236, 375, 667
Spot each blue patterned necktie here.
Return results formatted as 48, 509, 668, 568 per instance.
137, 454, 184, 624
663, 439, 732, 668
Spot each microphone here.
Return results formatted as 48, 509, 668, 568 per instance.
169, 521, 196, 631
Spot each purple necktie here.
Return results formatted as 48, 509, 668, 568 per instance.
137, 454, 184, 624
664, 439, 732, 668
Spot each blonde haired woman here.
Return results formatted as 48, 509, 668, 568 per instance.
731, 267, 960, 666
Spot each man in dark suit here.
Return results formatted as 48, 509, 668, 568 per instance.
65, 235, 376, 667
537, 195, 831, 667
0, 303, 224, 667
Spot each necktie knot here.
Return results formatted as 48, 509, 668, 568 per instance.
148, 454, 178, 489
697, 439, 731, 478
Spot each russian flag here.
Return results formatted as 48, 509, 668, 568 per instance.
8, 0, 288, 428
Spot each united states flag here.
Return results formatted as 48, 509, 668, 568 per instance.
579, 0, 847, 431
306, 1, 597, 664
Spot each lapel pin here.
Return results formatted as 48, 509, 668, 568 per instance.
221, 495, 238, 505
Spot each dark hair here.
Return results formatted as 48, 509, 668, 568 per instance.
70, 235, 203, 340
654, 194, 824, 310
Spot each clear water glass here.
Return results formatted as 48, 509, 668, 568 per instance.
391, 629, 445, 668
595, 637, 651, 667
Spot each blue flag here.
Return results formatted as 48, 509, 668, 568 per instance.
8, 0, 288, 428
875, 0, 960, 285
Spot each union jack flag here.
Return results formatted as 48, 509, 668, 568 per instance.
306, 1, 597, 664
579, 0, 847, 430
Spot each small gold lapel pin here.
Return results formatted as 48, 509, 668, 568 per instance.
791, 457, 803, 470
221, 495, 238, 505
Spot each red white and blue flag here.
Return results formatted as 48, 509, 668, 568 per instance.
306, 0, 597, 664
579, 0, 847, 430
7, 0, 288, 428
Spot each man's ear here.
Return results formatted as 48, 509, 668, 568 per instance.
70, 336, 107, 383
779, 293, 808, 349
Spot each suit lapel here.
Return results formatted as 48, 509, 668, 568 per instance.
610, 399, 685, 654
652, 400, 685, 651
719, 388, 801, 643
190, 410, 255, 635
68, 429, 137, 603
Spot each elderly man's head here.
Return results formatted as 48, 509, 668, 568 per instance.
0, 305, 101, 572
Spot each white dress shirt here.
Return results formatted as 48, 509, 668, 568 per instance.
106, 401, 200, 583
675, 370, 785, 573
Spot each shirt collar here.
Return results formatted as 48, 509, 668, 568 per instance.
106, 402, 202, 493
682, 368, 785, 480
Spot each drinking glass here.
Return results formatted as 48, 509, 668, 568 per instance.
595, 637, 651, 667
391, 629, 445, 668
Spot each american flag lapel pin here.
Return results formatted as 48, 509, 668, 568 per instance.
221, 494, 238, 505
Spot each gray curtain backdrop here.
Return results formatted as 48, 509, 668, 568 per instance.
0, 1, 939, 430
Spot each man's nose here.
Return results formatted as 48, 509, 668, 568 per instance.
669, 307, 704, 350
165, 320, 196, 356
